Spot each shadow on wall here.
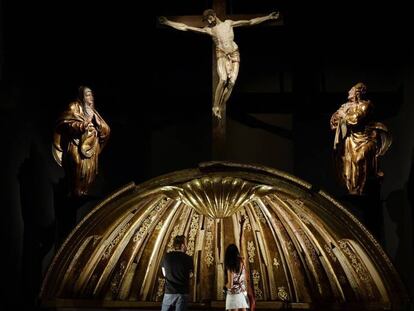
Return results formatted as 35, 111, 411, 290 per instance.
18, 140, 113, 310
408, 148, 414, 254
18, 142, 55, 310
384, 147, 414, 301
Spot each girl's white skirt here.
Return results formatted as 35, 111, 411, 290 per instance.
226, 292, 249, 310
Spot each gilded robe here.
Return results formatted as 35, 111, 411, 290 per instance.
53, 101, 110, 197
330, 100, 391, 195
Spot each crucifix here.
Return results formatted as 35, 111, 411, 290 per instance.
159, 0, 283, 159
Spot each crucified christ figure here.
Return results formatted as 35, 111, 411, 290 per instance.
159, 9, 279, 119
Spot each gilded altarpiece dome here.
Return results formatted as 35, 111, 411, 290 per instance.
41, 162, 407, 310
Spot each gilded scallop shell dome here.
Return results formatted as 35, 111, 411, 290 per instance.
40, 162, 408, 310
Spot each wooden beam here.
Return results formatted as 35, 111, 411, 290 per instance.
158, 15, 204, 28
212, 0, 226, 20
211, 0, 226, 159
157, 0, 284, 160
157, 14, 283, 27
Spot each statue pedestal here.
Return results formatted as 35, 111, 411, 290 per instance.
340, 186, 383, 242
53, 179, 99, 245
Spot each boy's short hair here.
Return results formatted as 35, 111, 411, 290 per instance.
173, 235, 186, 250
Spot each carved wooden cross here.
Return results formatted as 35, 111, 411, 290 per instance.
159, 0, 283, 159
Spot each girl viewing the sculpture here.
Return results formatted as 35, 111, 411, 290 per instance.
224, 216, 255, 311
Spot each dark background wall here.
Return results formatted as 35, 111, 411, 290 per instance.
1, 0, 413, 309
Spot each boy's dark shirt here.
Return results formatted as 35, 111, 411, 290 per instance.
162, 251, 193, 294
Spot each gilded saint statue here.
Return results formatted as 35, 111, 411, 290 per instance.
330, 83, 392, 195
53, 86, 110, 198
159, 10, 279, 119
